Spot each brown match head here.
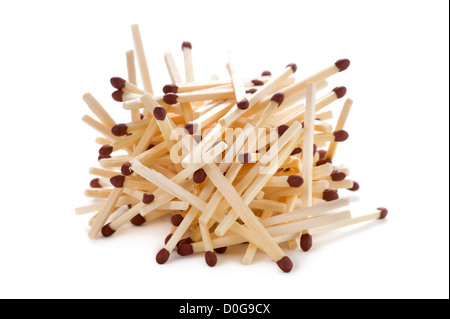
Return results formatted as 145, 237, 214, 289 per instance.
193, 168, 207, 184
177, 244, 194, 256
111, 123, 128, 136
193, 135, 202, 144
277, 124, 289, 137
177, 237, 193, 249
378, 207, 388, 219
316, 158, 332, 166
147, 144, 155, 150
110, 175, 125, 188
120, 161, 133, 176
184, 122, 198, 135
286, 63, 297, 73
153, 106, 167, 121
90, 178, 102, 188
335, 59, 351, 72
246, 88, 257, 94
205, 251, 218, 267
142, 193, 155, 204
110, 77, 126, 89
347, 181, 360, 191
323, 189, 339, 201
99, 144, 113, 156
313, 144, 317, 156
333, 86, 347, 99
271, 92, 285, 106
287, 175, 304, 188
112, 90, 124, 102
300, 233, 313, 252
162, 83, 178, 94
261, 70, 272, 76
318, 149, 327, 160
101, 223, 116, 237
334, 130, 349, 142
238, 152, 251, 164
127, 204, 133, 209
163, 93, 178, 105
291, 147, 302, 155
214, 247, 227, 254
251, 79, 264, 86
156, 248, 170, 264
331, 170, 347, 181
164, 234, 173, 245
237, 98, 249, 110
276, 256, 293, 273
171, 214, 184, 226
130, 213, 146, 226
181, 41, 192, 50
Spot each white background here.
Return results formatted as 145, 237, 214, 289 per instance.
0, 0, 448, 299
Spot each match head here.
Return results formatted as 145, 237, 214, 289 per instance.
99, 144, 113, 156
323, 189, 339, 201
171, 214, 184, 226
286, 63, 297, 73
181, 41, 192, 50
238, 152, 251, 164
153, 106, 167, 121
335, 59, 351, 72
246, 88, 257, 94
162, 83, 178, 94
330, 170, 347, 181
142, 193, 155, 204
130, 213, 146, 226
334, 130, 349, 142
251, 79, 264, 86
271, 92, 285, 106
333, 86, 347, 99
177, 244, 194, 256
164, 234, 173, 245
318, 149, 327, 160
277, 124, 289, 137
147, 144, 155, 150
237, 98, 249, 110
177, 237, 193, 249
316, 158, 332, 166
184, 122, 198, 135
163, 93, 178, 105
90, 178, 102, 188
156, 248, 170, 264
121, 161, 133, 176
193, 135, 202, 144
111, 123, 128, 136
193, 168, 207, 184
377, 207, 388, 219
276, 256, 293, 273
101, 223, 116, 237
291, 147, 302, 155
110, 77, 126, 89
214, 247, 227, 254
347, 181, 360, 191
110, 175, 125, 188
112, 90, 124, 102
287, 175, 304, 188
300, 233, 313, 252
205, 251, 218, 267
261, 70, 272, 76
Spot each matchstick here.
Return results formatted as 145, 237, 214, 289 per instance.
82, 94, 116, 129
302, 82, 316, 209
131, 24, 153, 94
182, 41, 195, 83
326, 98, 353, 162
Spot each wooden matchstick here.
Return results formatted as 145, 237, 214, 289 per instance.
182, 41, 195, 83
326, 98, 353, 161
131, 24, 153, 94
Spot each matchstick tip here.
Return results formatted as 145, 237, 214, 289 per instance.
162, 84, 178, 94
110, 77, 126, 89
330, 170, 347, 182
171, 214, 184, 226
205, 251, 218, 267
147, 144, 155, 150
110, 175, 125, 188
347, 181, 360, 191
181, 41, 192, 50
286, 63, 297, 73
237, 98, 249, 110
101, 223, 116, 237
245, 88, 257, 94
156, 248, 170, 264
90, 178, 102, 188
333, 130, 349, 142
164, 234, 173, 245
333, 86, 347, 99
163, 93, 178, 105
287, 175, 304, 188
318, 149, 327, 160
153, 106, 167, 121
377, 207, 388, 219
214, 247, 227, 254
238, 152, 251, 164
177, 237, 193, 249
251, 79, 264, 86
323, 189, 339, 201
335, 59, 351, 72
316, 158, 332, 166
111, 123, 128, 136
99, 144, 113, 156
276, 256, 293, 273
277, 124, 289, 137
130, 214, 146, 226
121, 162, 133, 176
142, 193, 155, 204
291, 147, 302, 155
271, 92, 285, 106
193, 168, 207, 184
184, 122, 198, 135
111, 90, 124, 102
261, 70, 272, 76
177, 244, 194, 256
300, 233, 313, 252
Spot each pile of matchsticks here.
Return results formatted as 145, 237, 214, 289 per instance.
77, 25, 388, 273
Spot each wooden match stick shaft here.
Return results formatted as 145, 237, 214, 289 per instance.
326, 98, 353, 161
83, 93, 116, 128
302, 82, 316, 209
310, 210, 384, 235
131, 25, 153, 94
